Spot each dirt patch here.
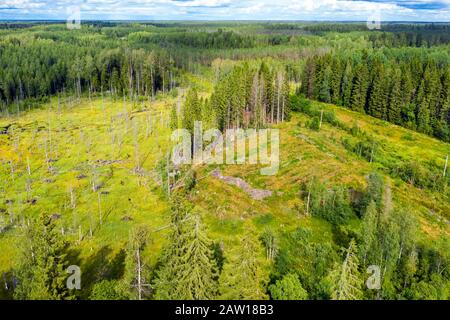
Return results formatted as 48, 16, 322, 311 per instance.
211, 169, 272, 200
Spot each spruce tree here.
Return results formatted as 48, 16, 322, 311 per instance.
153, 196, 218, 300
330, 58, 342, 104
318, 65, 332, 103
341, 62, 353, 107
350, 63, 369, 113
368, 64, 389, 120
175, 215, 218, 299
360, 201, 379, 265
388, 68, 402, 124
182, 89, 201, 133
416, 79, 432, 134
219, 232, 268, 299
328, 239, 363, 300
300, 58, 316, 99
400, 66, 415, 114
14, 214, 74, 300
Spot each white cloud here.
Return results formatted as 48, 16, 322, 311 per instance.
0, 0, 449, 21
0, 0, 46, 9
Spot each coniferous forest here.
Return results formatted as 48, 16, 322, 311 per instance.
0, 20, 449, 303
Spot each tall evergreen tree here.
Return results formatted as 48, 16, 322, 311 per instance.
341, 62, 353, 107
182, 89, 201, 134
360, 201, 379, 265
300, 58, 316, 99
388, 68, 402, 124
174, 215, 218, 299
328, 239, 363, 300
318, 65, 332, 103
14, 214, 74, 300
350, 63, 369, 113
368, 64, 389, 120
330, 58, 342, 104
219, 232, 268, 299
153, 196, 218, 300
416, 79, 432, 134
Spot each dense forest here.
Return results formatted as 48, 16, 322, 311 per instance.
0, 21, 449, 301
301, 48, 450, 141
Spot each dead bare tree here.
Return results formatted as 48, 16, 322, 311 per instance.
127, 226, 151, 300
444, 155, 448, 177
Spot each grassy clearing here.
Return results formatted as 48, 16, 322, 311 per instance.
0, 95, 174, 287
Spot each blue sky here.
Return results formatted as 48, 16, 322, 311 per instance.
1, 0, 449, 21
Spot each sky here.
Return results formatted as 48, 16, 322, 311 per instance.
0, 0, 449, 21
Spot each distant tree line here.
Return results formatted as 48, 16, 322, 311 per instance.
128, 29, 257, 49
303, 23, 450, 45
300, 49, 450, 141
0, 37, 176, 107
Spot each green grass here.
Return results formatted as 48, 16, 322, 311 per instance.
0, 95, 174, 285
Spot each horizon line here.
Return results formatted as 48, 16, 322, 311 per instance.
1, 19, 450, 23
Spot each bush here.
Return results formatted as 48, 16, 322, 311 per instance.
303, 178, 354, 225
290, 94, 311, 113
392, 160, 446, 191
90, 280, 126, 300
269, 273, 308, 300
342, 135, 379, 162
308, 116, 321, 131
354, 172, 385, 217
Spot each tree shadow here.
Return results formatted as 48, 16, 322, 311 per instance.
67, 246, 126, 299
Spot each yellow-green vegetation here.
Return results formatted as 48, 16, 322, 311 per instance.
193, 99, 449, 253
0, 95, 175, 296
1, 93, 449, 299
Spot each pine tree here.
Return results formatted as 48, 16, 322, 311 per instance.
153, 196, 218, 300
174, 215, 218, 299
330, 58, 342, 104
388, 68, 402, 124
182, 89, 201, 133
416, 79, 432, 134
300, 58, 316, 99
360, 201, 379, 265
169, 103, 178, 130
350, 63, 369, 113
341, 62, 353, 107
328, 239, 363, 300
368, 64, 389, 120
219, 232, 268, 299
318, 65, 332, 103
14, 214, 74, 300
